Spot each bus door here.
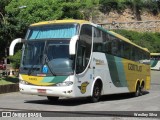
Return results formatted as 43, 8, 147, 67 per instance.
75, 41, 93, 96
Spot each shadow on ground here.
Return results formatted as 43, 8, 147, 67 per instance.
24, 91, 149, 106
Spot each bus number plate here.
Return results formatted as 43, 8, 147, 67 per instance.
37, 89, 46, 93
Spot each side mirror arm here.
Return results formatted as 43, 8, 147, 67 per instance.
9, 38, 25, 56
69, 35, 79, 55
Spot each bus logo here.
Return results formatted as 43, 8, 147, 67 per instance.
78, 81, 89, 94
42, 65, 48, 73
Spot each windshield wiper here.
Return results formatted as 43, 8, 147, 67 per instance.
43, 54, 57, 76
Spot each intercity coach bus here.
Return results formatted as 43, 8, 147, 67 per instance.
150, 53, 160, 70
9, 20, 150, 102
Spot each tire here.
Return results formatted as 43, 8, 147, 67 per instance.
47, 96, 59, 102
134, 84, 140, 97
140, 84, 145, 95
90, 82, 101, 103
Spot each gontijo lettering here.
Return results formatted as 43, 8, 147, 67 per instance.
128, 63, 142, 72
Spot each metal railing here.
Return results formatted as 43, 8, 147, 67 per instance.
98, 20, 160, 32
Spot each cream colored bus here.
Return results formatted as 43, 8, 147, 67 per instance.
9, 20, 150, 102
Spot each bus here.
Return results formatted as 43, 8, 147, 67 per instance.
150, 53, 160, 70
9, 20, 150, 102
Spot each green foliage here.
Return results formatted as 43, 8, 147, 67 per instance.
61, 2, 83, 19
80, 0, 100, 20
0, 0, 12, 58
143, 0, 159, 15
1, 0, 101, 64
99, 0, 160, 19
0, 77, 19, 85
5, 0, 64, 38
99, 0, 128, 13
0, 0, 160, 66
113, 29, 160, 53
8, 50, 22, 69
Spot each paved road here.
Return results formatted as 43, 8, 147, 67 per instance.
0, 71, 159, 119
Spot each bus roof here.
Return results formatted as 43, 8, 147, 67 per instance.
30, 19, 90, 26
30, 19, 149, 53
150, 53, 160, 56
108, 31, 150, 53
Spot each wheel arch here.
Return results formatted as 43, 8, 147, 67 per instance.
140, 80, 145, 87
135, 79, 140, 91
90, 76, 103, 96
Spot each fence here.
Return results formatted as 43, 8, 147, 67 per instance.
98, 20, 160, 32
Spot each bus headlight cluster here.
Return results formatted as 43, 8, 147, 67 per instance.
20, 80, 29, 85
56, 81, 73, 86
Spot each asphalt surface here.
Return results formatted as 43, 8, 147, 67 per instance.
0, 71, 159, 119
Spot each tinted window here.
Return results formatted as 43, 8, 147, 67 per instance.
76, 24, 92, 74
93, 27, 150, 64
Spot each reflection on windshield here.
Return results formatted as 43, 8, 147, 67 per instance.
22, 41, 45, 66
47, 43, 69, 60
46, 41, 73, 75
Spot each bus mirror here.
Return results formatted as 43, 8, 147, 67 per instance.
9, 38, 25, 56
69, 35, 79, 55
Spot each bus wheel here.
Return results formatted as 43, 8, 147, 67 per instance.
90, 82, 101, 103
140, 83, 145, 95
47, 96, 59, 102
134, 84, 140, 97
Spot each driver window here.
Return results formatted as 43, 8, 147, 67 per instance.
76, 43, 86, 73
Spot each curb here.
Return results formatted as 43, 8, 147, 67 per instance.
0, 83, 19, 94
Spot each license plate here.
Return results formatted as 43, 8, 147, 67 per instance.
37, 89, 46, 93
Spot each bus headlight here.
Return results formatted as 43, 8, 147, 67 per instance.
56, 81, 73, 86
20, 80, 29, 85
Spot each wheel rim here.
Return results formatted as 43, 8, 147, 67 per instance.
135, 84, 140, 96
93, 86, 100, 98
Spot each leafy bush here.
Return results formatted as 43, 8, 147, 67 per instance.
99, 0, 127, 13
8, 50, 21, 69
113, 29, 160, 53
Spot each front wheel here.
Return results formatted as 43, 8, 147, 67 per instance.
90, 82, 101, 103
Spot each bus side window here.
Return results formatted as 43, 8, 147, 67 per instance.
76, 44, 86, 74
93, 27, 103, 52
104, 34, 112, 54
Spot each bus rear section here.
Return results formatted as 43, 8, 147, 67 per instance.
150, 53, 160, 70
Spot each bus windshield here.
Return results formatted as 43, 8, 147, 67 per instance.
21, 40, 74, 76
27, 24, 77, 40
22, 41, 45, 66
20, 23, 78, 76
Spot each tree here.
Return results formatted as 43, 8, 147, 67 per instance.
99, 0, 126, 14
0, 0, 12, 65
80, 0, 100, 21
4, 0, 86, 68
8, 50, 21, 69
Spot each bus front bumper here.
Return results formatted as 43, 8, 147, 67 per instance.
19, 83, 75, 98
